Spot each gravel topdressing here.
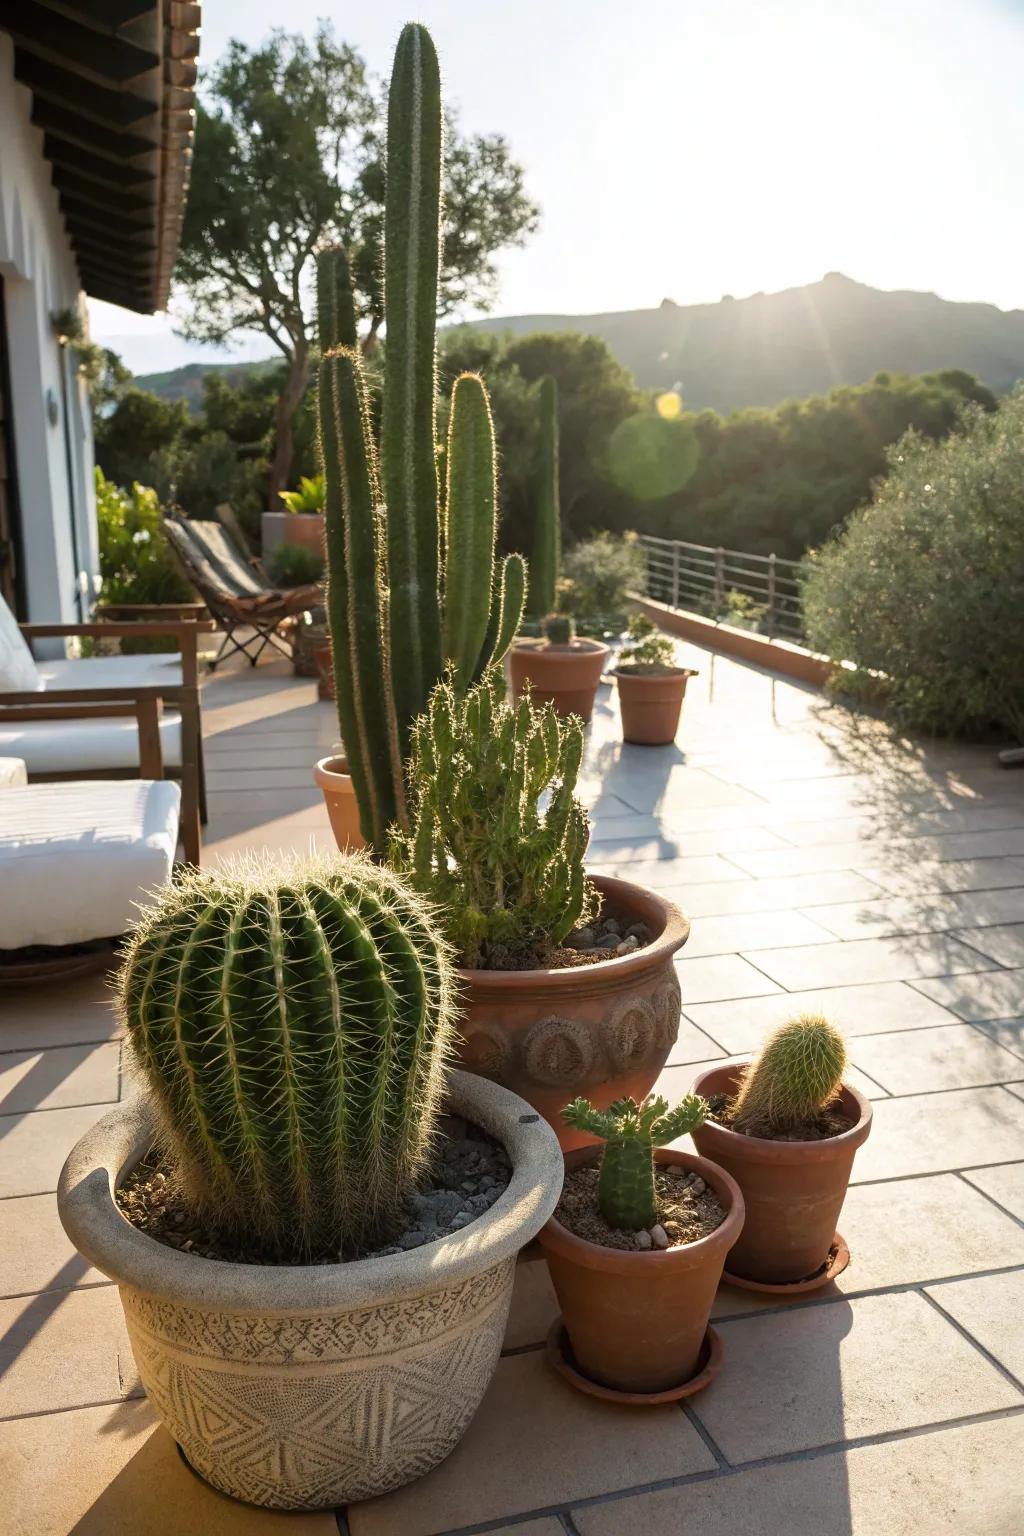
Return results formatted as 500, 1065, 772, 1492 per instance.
554, 1163, 727, 1252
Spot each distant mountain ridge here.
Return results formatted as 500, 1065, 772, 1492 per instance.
137, 274, 1024, 412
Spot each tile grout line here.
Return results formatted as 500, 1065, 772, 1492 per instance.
679, 1399, 731, 1468
954, 1170, 1024, 1231
918, 1287, 1024, 1396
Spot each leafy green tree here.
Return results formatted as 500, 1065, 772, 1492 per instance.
94, 390, 191, 489
174, 25, 539, 505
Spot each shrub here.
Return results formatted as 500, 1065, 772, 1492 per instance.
279, 474, 325, 514
265, 541, 324, 588
729, 1014, 847, 1137
561, 531, 645, 631
562, 1095, 708, 1229
95, 470, 193, 651
615, 614, 677, 672
802, 389, 1024, 742
119, 853, 456, 1259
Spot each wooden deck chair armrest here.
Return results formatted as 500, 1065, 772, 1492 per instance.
96, 602, 210, 620
0, 696, 164, 779
1, 685, 168, 705
19, 621, 216, 639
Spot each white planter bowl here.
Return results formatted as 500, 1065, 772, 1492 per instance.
58, 1071, 563, 1510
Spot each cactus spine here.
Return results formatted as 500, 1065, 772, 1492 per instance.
562, 1095, 709, 1230
730, 1013, 848, 1136
528, 375, 560, 616
120, 854, 456, 1259
318, 24, 527, 848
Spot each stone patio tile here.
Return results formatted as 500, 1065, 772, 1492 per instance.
675, 954, 782, 1005
207, 827, 336, 863
955, 923, 1024, 968
963, 1162, 1024, 1220
0, 974, 120, 1052
769, 802, 1024, 847
0, 1193, 104, 1297
0, 1286, 139, 1419
0, 1398, 335, 1534
914, 969, 1024, 1021
347, 1350, 715, 1536
595, 766, 766, 815
591, 854, 749, 886
573, 1417, 1024, 1536
850, 1087, 1024, 1182
682, 980, 958, 1053
927, 1271, 1024, 1382
693, 1291, 1020, 1462
678, 909, 836, 959
976, 1019, 1024, 1058
803, 887, 1024, 942
735, 833, 1024, 881
665, 870, 884, 919
664, 1016, 727, 1064
862, 855, 1024, 897
742, 934, 991, 991
850, 1024, 1024, 1094
0, 1042, 120, 1116
481, 1524, 564, 1536
0, 1103, 108, 1197
587, 813, 662, 842
503, 1258, 559, 1349
202, 743, 330, 770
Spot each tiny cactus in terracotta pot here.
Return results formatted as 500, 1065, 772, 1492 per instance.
562, 1093, 708, 1229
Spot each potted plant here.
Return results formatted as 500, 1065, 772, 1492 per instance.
261, 473, 325, 559
58, 853, 563, 1510
391, 672, 691, 1148
691, 1014, 872, 1292
612, 614, 698, 745
509, 613, 612, 724
537, 1094, 743, 1401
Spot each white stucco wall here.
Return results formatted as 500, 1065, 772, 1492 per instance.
0, 33, 97, 624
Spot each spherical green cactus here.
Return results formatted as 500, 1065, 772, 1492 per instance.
729, 1013, 848, 1136
119, 854, 457, 1260
562, 1095, 709, 1230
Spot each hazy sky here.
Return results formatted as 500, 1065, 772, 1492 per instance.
89, 0, 1024, 372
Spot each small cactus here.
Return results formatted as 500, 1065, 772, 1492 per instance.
119, 854, 457, 1259
562, 1095, 709, 1230
542, 612, 575, 646
729, 1014, 848, 1136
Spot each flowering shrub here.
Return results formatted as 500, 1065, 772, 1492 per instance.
95, 469, 193, 650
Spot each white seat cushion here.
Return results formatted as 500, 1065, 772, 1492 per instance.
0, 758, 28, 787
0, 779, 181, 948
0, 712, 182, 773
0, 595, 39, 691
37, 654, 183, 690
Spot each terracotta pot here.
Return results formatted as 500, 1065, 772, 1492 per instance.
538, 1147, 743, 1394
508, 638, 611, 722
690, 1064, 872, 1285
313, 755, 366, 850
614, 667, 698, 745
261, 510, 325, 557
313, 642, 335, 700
456, 874, 690, 1151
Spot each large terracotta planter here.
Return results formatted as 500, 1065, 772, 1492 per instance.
509, 638, 610, 722
614, 667, 698, 745
314, 754, 366, 850
57, 1072, 564, 1511
538, 1148, 743, 1394
261, 510, 325, 557
457, 874, 690, 1151
690, 1064, 872, 1285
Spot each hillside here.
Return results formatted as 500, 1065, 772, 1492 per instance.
135, 357, 280, 411
136, 274, 1024, 412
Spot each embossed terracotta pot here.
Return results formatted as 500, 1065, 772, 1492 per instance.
57, 1072, 564, 1511
614, 667, 698, 745
456, 875, 691, 1151
508, 638, 611, 722
314, 754, 366, 850
690, 1064, 872, 1285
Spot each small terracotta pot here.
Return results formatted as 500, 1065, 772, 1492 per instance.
614, 667, 698, 745
538, 1147, 744, 1395
313, 643, 335, 701
509, 638, 611, 722
456, 875, 690, 1151
313, 755, 366, 850
690, 1064, 872, 1285
261, 510, 325, 557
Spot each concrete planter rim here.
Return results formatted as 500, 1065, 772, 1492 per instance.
57, 1069, 564, 1315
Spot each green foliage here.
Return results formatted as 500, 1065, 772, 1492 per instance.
605, 412, 701, 502
265, 541, 324, 588
279, 475, 324, 514
562, 1094, 709, 1230
542, 613, 575, 645
528, 376, 560, 616
802, 388, 1024, 742
730, 1014, 848, 1137
95, 471, 193, 651
119, 853, 457, 1260
390, 671, 597, 969
94, 389, 191, 489
560, 531, 646, 631
615, 614, 678, 672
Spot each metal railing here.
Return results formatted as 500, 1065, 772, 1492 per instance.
638, 534, 806, 642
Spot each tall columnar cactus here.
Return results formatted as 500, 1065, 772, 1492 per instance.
390, 669, 597, 967
528, 375, 560, 617
562, 1095, 709, 1230
318, 24, 527, 848
730, 1014, 848, 1136
119, 855, 456, 1259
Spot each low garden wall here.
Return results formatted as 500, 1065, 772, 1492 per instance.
630, 595, 833, 688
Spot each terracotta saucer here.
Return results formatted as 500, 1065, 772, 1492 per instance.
545, 1317, 723, 1405
722, 1233, 850, 1296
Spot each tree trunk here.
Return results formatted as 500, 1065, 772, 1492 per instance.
267, 344, 310, 508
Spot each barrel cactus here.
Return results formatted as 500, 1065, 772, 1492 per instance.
319, 23, 526, 850
730, 1013, 848, 1136
119, 854, 457, 1260
562, 1094, 709, 1230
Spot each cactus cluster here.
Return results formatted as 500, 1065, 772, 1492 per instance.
528, 375, 560, 617
320, 24, 526, 850
390, 670, 598, 968
562, 1095, 709, 1230
542, 613, 575, 645
119, 854, 456, 1260
730, 1013, 848, 1136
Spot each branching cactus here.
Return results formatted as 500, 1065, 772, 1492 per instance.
317, 24, 527, 849
729, 1013, 848, 1136
562, 1095, 709, 1230
119, 854, 457, 1259
390, 670, 598, 967
528, 375, 560, 617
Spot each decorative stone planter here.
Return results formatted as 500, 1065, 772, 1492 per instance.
314, 754, 365, 850
509, 638, 611, 722
261, 511, 325, 559
456, 874, 691, 1151
57, 1071, 564, 1511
